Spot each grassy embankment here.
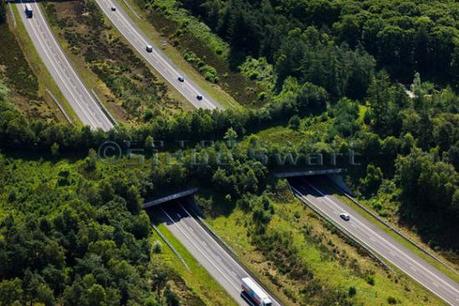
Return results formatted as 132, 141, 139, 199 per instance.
40, 0, 191, 124
255, 122, 459, 283
203, 189, 444, 306
118, 0, 243, 111
195, 123, 445, 305
126, 0, 264, 109
325, 183, 459, 284
6, 5, 80, 124
151, 222, 237, 305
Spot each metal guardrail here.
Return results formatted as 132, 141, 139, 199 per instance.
91, 89, 117, 126
151, 223, 190, 271
274, 168, 345, 178
46, 89, 72, 124
186, 203, 284, 306
290, 185, 391, 271
328, 179, 459, 275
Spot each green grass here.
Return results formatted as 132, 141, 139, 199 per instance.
152, 222, 237, 305
203, 191, 443, 305
321, 181, 459, 285
117, 0, 243, 111
10, 4, 80, 124
38, 1, 126, 123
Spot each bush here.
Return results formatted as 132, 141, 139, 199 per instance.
348, 286, 356, 297
366, 276, 375, 286
152, 241, 162, 254
387, 296, 397, 304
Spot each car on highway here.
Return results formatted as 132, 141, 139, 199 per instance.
25, 4, 33, 18
111, 5, 117, 11
178, 76, 184, 82
339, 212, 350, 221
196, 94, 203, 100
146, 45, 153, 53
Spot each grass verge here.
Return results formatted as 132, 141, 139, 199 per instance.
202, 190, 443, 305
9, 4, 80, 124
322, 180, 459, 284
117, 0, 243, 110
38, 1, 127, 123
152, 222, 237, 305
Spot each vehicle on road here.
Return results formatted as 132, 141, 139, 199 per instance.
339, 212, 350, 221
146, 45, 153, 53
25, 4, 33, 18
178, 76, 184, 82
111, 5, 117, 11
196, 94, 203, 100
241, 277, 272, 306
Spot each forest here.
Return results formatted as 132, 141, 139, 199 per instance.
179, 0, 459, 84
1, 0, 459, 304
170, 0, 459, 254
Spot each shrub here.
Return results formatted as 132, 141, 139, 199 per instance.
348, 286, 356, 297
387, 296, 397, 304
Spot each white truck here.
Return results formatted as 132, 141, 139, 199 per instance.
25, 4, 33, 18
241, 277, 272, 306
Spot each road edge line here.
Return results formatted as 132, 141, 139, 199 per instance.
290, 185, 391, 271
151, 223, 190, 271
186, 202, 284, 306
327, 176, 459, 275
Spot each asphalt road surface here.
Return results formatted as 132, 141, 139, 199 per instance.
290, 177, 459, 306
17, 1, 114, 131
158, 202, 280, 306
95, 0, 221, 110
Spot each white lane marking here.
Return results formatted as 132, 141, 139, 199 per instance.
20, 2, 99, 129
33, 2, 113, 130
21, 2, 106, 129
161, 208, 241, 292
292, 186, 459, 305
307, 182, 459, 294
176, 208, 244, 282
97, 0, 217, 110
178, 204, 280, 306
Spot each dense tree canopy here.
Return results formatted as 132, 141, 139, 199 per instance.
179, 0, 459, 84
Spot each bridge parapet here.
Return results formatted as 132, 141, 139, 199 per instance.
143, 188, 198, 209
274, 168, 345, 178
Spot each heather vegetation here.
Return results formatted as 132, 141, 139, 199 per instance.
42, 0, 185, 123
2, 0, 459, 304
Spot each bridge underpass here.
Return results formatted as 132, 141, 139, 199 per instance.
144, 189, 281, 306
287, 175, 459, 305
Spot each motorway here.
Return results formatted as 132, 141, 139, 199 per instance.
289, 176, 459, 306
95, 0, 221, 110
17, 2, 114, 131
158, 202, 280, 306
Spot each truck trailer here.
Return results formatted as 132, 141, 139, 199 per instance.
241, 277, 272, 306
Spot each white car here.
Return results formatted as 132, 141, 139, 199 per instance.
146, 45, 153, 53
111, 5, 117, 11
339, 212, 350, 221
178, 76, 185, 82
